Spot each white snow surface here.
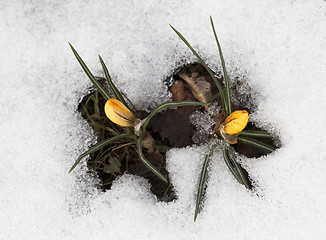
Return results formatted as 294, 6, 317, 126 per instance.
1, 0, 326, 239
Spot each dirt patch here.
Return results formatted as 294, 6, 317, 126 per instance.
78, 84, 176, 202
78, 63, 279, 200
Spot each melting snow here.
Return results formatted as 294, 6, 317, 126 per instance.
1, 1, 326, 239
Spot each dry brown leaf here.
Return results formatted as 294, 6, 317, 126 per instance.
179, 73, 212, 103
169, 80, 187, 101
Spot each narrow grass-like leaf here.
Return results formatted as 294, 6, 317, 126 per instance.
207, 92, 221, 103
98, 55, 131, 109
210, 16, 232, 116
222, 146, 243, 184
237, 136, 276, 153
93, 90, 99, 115
89, 120, 119, 135
194, 144, 214, 222
68, 43, 111, 100
227, 146, 251, 189
69, 134, 135, 173
170, 25, 227, 113
142, 101, 205, 136
239, 130, 273, 139
135, 137, 168, 182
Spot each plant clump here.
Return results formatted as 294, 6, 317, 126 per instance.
78, 86, 178, 201
169, 17, 279, 221
69, 16, 280, 221
70, 44, 204, 202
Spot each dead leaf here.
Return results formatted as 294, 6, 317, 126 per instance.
142, 133, 156, 152
169, 80, 187, 101
179, 73, 212, 103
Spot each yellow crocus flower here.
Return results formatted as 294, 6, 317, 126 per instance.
223, 110, 249, 135
104, 98, 135, 127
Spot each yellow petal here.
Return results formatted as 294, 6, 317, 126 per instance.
223, 110, 249, 135
104, 98, 135, 127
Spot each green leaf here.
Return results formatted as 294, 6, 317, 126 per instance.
169, 24, 227, 114
222, 146, 243, 184
239, 130, 273, 139
69, 134, 134, 173
135, 138, 168, 183
227, 147, 251, 189
88, 120, 119, 135
210, 16, 232, 116
98, 55, 131, 110
237, 136, 276, 153
207, 92, 221, 103
142, 101, 205, 136
194, 144, 215, 222
68, 43, 111, 100
103, 157, 121, 174
93, 90, 100, 115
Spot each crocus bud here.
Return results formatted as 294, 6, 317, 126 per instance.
223, 110, 249, 135
104, 98, 135, 127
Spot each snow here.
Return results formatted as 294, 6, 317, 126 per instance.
1, 0, 326, 239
